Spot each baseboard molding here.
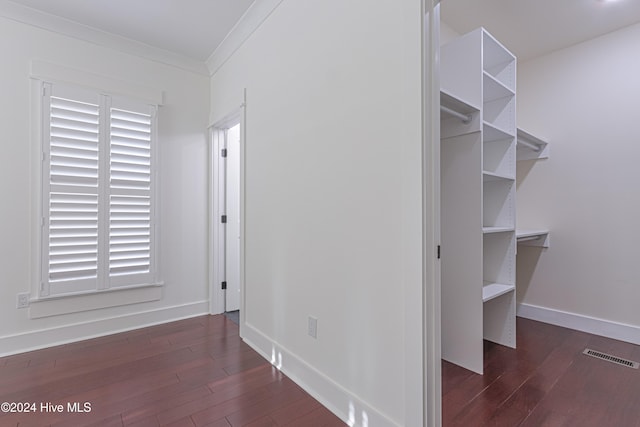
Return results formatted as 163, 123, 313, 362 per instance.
242, 323, 400, 427
0, 300, 209, 357
517, 303, 640, 346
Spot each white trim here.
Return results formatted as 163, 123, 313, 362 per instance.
30, 78, 44, 306
29, 284, 164, 319
242, 323, 402, 427
238, 93, 247, 337
0, 1, 207, 76
31, 60, 164, 105
209, 95, 246, 316
209, 126, 226, 315
423, 2, 441, 427
0, 301, 209, 357
517, 303, 640, 346
206, 0, 285, 76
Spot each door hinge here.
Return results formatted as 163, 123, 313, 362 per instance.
221, 281, 227, 290
221, 148, 227, 158
221, 215, 227, 224
437, 245, 441, 259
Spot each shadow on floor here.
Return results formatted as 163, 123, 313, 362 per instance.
224, 310, 239, 325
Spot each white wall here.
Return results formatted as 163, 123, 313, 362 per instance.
516, 23, 640, 342
210, 0, 424, 425
0, 16, 210, 354
440, 20, 461, 45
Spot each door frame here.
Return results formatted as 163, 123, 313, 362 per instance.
209, 98, 246, 328
423, 1, 442, 426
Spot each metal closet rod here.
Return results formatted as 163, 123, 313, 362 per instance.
441, 105, 472, 124
517, 235, 543, 242
517, 138, 541, 152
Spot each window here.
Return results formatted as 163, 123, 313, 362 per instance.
40, 82, 158, 297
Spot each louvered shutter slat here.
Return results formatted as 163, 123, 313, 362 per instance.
49, 97, 100, 191
48, 188, 98, 284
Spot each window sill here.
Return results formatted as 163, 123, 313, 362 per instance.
29, 283, 164, 319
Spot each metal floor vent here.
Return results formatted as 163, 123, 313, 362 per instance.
583, 348, 639, 369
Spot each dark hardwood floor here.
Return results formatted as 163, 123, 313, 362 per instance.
443, 317, 640, 427
3, 314, 638, 426
0, 315, 346, 427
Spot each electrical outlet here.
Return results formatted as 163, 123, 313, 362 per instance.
308, 316, 317, 339
16, 293, 30, 309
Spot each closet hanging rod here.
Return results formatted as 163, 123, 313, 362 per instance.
517, 137, 541, 152
441, 105, 472, 124
517, 235, 542, 243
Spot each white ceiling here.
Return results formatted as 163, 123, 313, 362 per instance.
442, 0, 640, 61
5, 0, 255, 62
5, 0, 640, 67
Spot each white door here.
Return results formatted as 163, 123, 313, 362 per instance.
225, 123, 241, 311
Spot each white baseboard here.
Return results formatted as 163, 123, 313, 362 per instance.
517, 303, 640, 346
0, 300, 209, 357
242, 323, 400, 427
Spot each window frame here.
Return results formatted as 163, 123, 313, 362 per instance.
38, 80, 160, 299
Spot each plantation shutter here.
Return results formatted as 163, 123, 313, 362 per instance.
108, 100, 155, 288
42, 83, 102, 296
41, 82, 157, 296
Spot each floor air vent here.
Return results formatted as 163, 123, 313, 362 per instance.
583, 348, 639, 369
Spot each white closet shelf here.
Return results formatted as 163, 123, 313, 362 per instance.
482, 282, 515, 302
484, 121, 514, 140
483, 170, 515, 182
516, 229, 550, 247
483, 123, 513, 143
517, 128, 549, 160
483, 72, 515, 102
483, 226, 514, 234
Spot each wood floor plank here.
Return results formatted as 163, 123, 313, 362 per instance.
269, 395, 322, 425
241, 415, 277, 426
121, 385, 212, 425
282, 406, 346, 427
224, 383, 306, 426
162, 416, 198, 427
198, 418, 231, 427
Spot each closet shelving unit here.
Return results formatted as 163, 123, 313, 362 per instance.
440, 28, 516, 375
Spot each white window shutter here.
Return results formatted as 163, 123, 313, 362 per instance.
43, 84, 102, 296
108, 104, 155, 287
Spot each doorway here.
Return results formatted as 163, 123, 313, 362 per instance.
210, 111, 243, 319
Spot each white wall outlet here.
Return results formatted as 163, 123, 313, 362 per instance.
16, 292, 30, 309
308, 316, 317, 339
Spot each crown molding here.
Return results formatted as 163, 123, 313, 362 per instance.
0, 0, 208, 76
206, 0, 285, 76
